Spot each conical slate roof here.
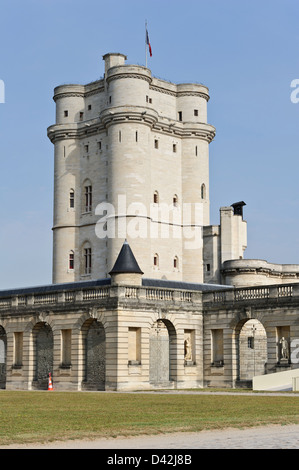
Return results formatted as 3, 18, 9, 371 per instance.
109, 240, 144, 275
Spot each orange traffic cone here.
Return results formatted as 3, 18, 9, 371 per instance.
48, 372, 53, 391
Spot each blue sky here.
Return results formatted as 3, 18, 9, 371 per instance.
0, 0, 298, 288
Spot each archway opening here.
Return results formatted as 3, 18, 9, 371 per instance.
238, 319, 267, 383
149, 319, 177, 385
81, 319, 106, 391
32, 322, 53, 390
0, 326, 7, 389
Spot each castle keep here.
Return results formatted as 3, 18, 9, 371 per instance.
1, 53, 299, 392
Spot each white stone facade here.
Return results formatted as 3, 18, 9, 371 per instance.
48, 53, 215, 285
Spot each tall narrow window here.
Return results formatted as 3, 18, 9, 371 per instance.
178, 111, 182, 121
153, 254, 159, 267
84, 247, 92, 274
128, 327, 141, 365
154, 139, 159, 149
135, 131, 138, 142
64, 110, 68, 117
173, 144, 177, 153
84, 185, 92, 212
79, 112, 84, 121
173, 256, 179, 269
69, 251, 74, 270
195, 146, 198, 156
153, 191, 159, 204
14, 332, 23, 367
173, 194, 178, 206
119, 130, 122, 143
211, 329, 224, 366
69, 190, 75, 208
201, 183, 206, 199
61, 329, 72, 367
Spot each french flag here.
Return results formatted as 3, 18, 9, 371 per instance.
146, 28, 152, 57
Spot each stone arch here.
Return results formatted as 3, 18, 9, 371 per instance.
233, 318, 267, 384
81, 318, 106, 390
149, 318, 177, 385
32, 322, 54, 390
0, 326, 7, 389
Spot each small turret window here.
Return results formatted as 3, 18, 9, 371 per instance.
69, 251, 74, 270
173, 256, 179, 269
69, 190, 75, 209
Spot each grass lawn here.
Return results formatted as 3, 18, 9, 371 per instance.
1, 390, 299, 445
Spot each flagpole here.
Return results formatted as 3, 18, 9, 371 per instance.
145, 20, 147, 68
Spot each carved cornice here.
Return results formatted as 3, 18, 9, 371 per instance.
100, 107, 158, 128
106, 73, 152, 85
150, 84, 210, 101
53, 87, 104, 102
53, 92, 85, 102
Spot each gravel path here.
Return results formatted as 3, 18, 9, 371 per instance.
2, 424, 299, 449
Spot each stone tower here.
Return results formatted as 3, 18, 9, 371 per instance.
47, 53, 216, 284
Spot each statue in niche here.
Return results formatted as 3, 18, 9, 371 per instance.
184, 338, 192, 361
280, 337, 289, 360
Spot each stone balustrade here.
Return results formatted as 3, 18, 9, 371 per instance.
0, 283, 202, 310
203, 283, 299, 304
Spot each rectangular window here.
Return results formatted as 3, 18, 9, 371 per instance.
88, 104, 92, 110
119, 130, 121, 143
195, 145, 198, 156
98, 141, 102, 150
14, 332, 23, 367
135, 131, 138, 142
211, 329, 224, 365
79, 112, 84, 121
128, 327, 141, 364
61, 329, 72, 367
64, 110, 68, 117
178, 111, 182, 121
70, 191, 75, 208
84, 186, 92, 212
154, 139, 159, 149
69, 252, 74, 270
248, 336, 254, 349
173, 144, 177, 153
84, 248, 92, 274
84, 144, 89, 153
194, 109, 198, 116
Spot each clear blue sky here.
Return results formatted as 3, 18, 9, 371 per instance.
0, 0, 298, 288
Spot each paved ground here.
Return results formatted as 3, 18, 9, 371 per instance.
2, 424, 299, 449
